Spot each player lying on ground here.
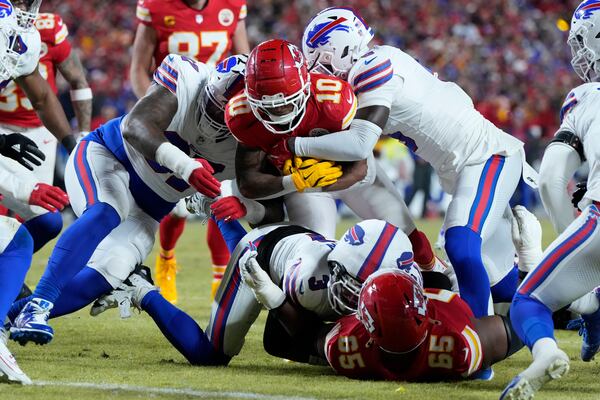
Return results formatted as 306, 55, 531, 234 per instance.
224, 38, 441, 270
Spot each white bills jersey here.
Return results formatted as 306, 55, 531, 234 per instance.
88, 54, 236, 206
348, 45, 523, 192
557, 82, 600, 206
0, 29, 41, 89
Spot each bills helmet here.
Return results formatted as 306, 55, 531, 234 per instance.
200, 54, 247, 140
0, 0, 25, 81
357, 269, 431, 354
327, 219, 423, 315
11, 0, 40, 30
245, 39, 310, 134
302, 7, 374, 79
569, 0, 600, 82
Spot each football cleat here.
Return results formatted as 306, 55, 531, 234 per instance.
155, 251, 178, 304
500, 349, 569, 400
9, 298, 54, 346
568, 289, 600, 361
91, 265, 158, 317
0, 336, 31, 385
471, 366, 494, 381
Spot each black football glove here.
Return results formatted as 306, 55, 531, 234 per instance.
571, 181, 587, 211
0, 132, 45, 170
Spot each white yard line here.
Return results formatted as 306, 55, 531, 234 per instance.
35, 380, 317, 400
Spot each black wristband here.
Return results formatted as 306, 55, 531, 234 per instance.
61, 135, 77, 154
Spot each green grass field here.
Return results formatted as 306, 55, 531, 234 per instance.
4, 218, 600, 400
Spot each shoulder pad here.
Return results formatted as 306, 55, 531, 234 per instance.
153, 54, 207, 95
348, 50, 393, 94
550, 131, 586, 161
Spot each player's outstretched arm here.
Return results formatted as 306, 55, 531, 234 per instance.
57, 50, 92, 133
16, 67, 77, 153
290, 106, 390, 161
232, 20, 250, 54
130, 24, 157, 99
321, 158, 369, 192
473, 315, 524, 369
539, 142, 582, 234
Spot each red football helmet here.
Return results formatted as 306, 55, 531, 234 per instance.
357, 269, 431, 354
245, 39, 311, 134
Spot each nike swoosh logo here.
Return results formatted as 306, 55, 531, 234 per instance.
346, 96, 353, 104
462, 347, 469, 362
364, 57, 377, 65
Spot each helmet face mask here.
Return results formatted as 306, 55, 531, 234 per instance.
569, 1, 600, 82
245, 40, 311, 135
327, 260, 362, 316
12, 0, 39, 31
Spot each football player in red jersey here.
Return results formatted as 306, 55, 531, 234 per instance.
226, 39, 440, 270
131, 0, 250, 304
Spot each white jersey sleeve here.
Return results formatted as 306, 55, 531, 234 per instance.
0, 162, 36, 204
559, 83, 600, 206
347, 48, 401, 109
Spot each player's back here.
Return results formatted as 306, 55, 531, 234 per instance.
226, 72, 357, 151
557, 82, 600, 206
347, 45, 522, 192
136, 0, 246, 67
325, 289, 483, 381
0, 13, 69, 128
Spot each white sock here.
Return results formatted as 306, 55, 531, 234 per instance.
532, 337, 558, 361
569, 291, 600, 316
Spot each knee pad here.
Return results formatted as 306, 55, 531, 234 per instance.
24, 211, 63, 253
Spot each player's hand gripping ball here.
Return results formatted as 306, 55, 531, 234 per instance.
282, 156, 343, 192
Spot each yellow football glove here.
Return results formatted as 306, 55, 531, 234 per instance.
283, 157, 343, 192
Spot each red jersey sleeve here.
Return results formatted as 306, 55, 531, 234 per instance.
325, 315, 394, 380
36, 13, 71, 64
225, 93, 272, 149
311, 73, 357, 131
136, 0, 154, 26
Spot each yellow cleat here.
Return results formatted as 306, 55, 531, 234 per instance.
210, 264, 226, 301
155, 249, 178, 304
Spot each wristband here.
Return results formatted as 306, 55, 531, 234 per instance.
61, 135, 77, 154
155, 142, 196, 181
70, 88, 93, 101
282, 175, 297, 192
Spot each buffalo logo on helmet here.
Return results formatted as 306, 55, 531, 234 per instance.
218, 8, 234, 26
574, 0, 600, 19
0, 0, 13, 18
396, 252, 415, 270
344, 224, 365, 246
305, 17, 350, 49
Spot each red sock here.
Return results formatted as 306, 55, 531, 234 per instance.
207, 218, 230, 266
159, 213, 186, 251
408, 229, 435, 269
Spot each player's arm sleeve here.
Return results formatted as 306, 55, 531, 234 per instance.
51, 14, 71, 64
135, 0, 153, 25
293, 60, 398, 161
0, 166, 36, 203
539, 138, 582, 234
460, 326, 484, 377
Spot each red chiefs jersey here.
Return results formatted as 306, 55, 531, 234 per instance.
136, 0, 246, 67
225, 73, 357, 152
0, 13, 71, 128
325, 289, 483, 381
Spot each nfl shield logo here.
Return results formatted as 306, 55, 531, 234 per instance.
196, 15, 203, 25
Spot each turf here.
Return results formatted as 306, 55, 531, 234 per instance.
4, 218, 600, 400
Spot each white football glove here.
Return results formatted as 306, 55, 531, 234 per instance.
239, 243, 285, 310
90, 289, 132, 319
511, 205, 543, 273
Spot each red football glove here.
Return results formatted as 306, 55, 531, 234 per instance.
268, 138, 293, 170
210, 196, 247, 221
29, 184, 69, 212
188, 158, 221, 198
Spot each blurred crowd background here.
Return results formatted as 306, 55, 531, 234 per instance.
42, 0, 582, 217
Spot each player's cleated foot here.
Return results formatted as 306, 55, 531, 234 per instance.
568, 289, 600, 361
499, 349, 569, 400
155, 251, 178, 304
471, 366, 494, 381
0, 336, 31, 385
91, 265, 158, 318
9, 299, 54, 346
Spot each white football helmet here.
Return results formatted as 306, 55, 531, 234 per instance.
0, 0, 25, 81
12, 0, 41, 31
326, 219, 423, 315
199, 54, 247, 140
302, 7, 374, 79
569, 0, 600, 82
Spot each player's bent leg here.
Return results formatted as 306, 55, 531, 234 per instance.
156, 206, 187, 304
11, 140, 129, 345
215, 218, 248, 253
207, 218, 230, 300
284, 192, 337, 239
568, 289, 600, 361
23, 211, 63, 253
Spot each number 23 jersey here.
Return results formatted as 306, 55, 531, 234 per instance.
325, 289, 483, 381
136, 0, 246, 67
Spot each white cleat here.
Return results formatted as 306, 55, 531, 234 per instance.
0, 333, 32, 385
499, 349, 569, 400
